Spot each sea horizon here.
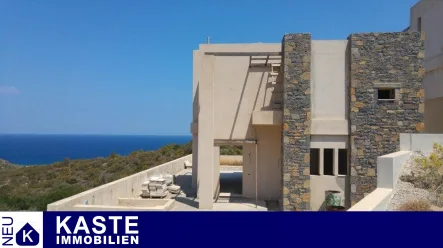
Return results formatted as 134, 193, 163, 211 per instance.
0, 133, 191, 136
0, 134, 192, 166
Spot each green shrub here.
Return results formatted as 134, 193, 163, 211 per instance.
220, 145, 243, 155
401, 143, 443, 207
0, 141, 193, 211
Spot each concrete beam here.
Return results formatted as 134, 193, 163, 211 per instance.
204, 52, 282, 56
214, 139, 257, 145
252, 110, 282, 126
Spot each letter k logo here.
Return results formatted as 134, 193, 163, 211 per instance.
16, 223, 40, 246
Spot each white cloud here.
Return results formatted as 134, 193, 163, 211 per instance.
0, 86, 21, 95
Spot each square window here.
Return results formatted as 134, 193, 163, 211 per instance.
378, 89, 395, 100
310, 149, 320, 175
324, 149, 334, 176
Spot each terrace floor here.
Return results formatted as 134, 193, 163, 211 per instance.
166, 166, 272, 211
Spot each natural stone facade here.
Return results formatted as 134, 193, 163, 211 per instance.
281, 33, 311, 211
348, 32, 425, 205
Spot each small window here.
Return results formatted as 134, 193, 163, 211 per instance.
417, 17, 422, 32
310, 149, 320, 175
378, 89, 395, 100
324, 149, 334, 176
338, 149, 348, 175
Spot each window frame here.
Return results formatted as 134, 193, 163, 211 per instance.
377, 88, 396, 101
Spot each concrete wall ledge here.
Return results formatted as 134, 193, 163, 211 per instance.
118, 198, 175, 210
71, 203, 174, 211
349, 150, 412, 211
347, 188, 393, 211
252, 111, 282, 125
377, 151, 411, 189
47, 155, 192, 211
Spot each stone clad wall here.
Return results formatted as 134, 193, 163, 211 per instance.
348, 32, 425, 205
281, 33, 311, 211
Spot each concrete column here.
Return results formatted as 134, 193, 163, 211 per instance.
213, 146, 220, 199
242, 144, 257, 198
192, 50, 200, 189
197, 55, 215, 209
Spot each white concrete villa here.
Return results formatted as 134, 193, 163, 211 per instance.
48, 0, 443, 211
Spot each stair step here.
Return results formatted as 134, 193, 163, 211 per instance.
270, 72, 279, 76
271, 63, 281, 67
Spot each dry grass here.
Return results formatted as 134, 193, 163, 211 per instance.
400, 143, 443, 207
397, 200, 431, 211
219, 158, 243, 166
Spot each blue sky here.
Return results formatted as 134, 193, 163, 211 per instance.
0, 0, 418, 135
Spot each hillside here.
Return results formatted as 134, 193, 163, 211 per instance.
0, 142, 192, 211
0, 159, 19, 170
0, 142, 243, 211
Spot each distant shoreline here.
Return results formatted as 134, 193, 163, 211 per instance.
0, 133, 192, 137
0, 135, 192, 165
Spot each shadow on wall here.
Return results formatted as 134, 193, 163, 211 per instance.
194, 84, 199, 123
229, 66, 271, 140
174, 173, 195, 196
196, 58, 274, 140
229, 67, 250, 139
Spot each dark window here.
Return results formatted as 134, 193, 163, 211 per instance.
378, 89, 395, 100
324, 149, 334, 176
310, 149, 320, 175
338, 149, 348, 175
417, 17, 422, 32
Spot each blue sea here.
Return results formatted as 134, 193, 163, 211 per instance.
0, 134, 192, 165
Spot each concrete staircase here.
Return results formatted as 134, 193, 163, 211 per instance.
269, 63, 282, 110
250, 57, 283, 126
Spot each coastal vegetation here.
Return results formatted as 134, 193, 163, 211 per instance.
220, 145, 243, 155
0, 141, 244, 211
0, 142, 193, 211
